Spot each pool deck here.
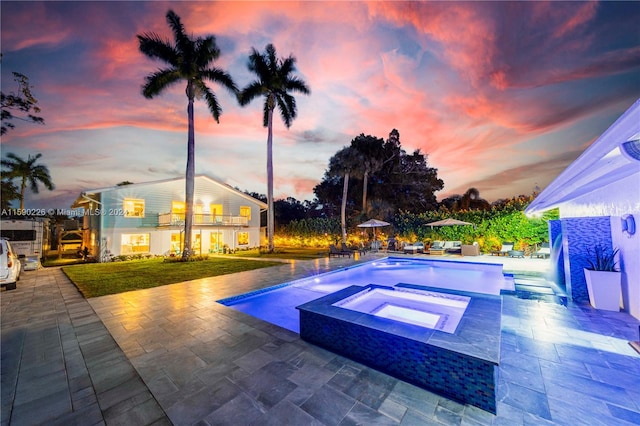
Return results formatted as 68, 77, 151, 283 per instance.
2, 253, 640, 425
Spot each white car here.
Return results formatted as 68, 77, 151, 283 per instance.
1, 239, 21, 291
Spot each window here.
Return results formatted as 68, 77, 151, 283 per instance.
194, 203, 204, 224
171, 201, 185, 224
211, 204, 223, 222
237, 232, 249, 246
239, 206, 251, 221
170, 233, 183, 254
192, 233, 201, 254
210, 231, 223, 253
123, 198, 145, 218
121, 233, 150, 254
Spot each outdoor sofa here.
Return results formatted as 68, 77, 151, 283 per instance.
403, 242, 425, 254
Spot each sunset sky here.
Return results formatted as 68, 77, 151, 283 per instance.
2, 1, 639, 210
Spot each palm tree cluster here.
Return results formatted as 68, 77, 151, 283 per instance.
138, 10, 309, 257
1, 153, 54, 210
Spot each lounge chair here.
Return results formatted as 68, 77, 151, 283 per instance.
403, 242, 425, 254
329, 244, 351, 257
491, 242, 514, 256
341, 243, 356, 255
428, 241, 446, 255
444, 241, 462, 254
531, 242, 550, 259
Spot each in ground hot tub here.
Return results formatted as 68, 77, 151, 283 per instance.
332, 287, 470, 334
297, 283, 501, 413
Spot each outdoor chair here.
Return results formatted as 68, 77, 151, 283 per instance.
444, 241, 462, 254
341, 243, 356, 255
428, 241, 446, 255
329, 244, 351, 258
461, 242, 480, 256
531, 242, 551, 259
491, 242, 514, 256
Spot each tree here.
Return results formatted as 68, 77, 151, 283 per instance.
1, 178, 20, 210
350, 134, 386, 214
458, 187, 491, 211
239, 43, 310, 252
1, 66, 45, 135
327, 146, 361, 243
138, 10, 237, 260
314, 130, 443, 221
1, 153, 54, 209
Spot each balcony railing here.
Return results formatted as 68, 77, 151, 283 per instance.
158, 212, 249, 227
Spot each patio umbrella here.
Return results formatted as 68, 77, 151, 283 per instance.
357, 219, 390, 247
427, 218, 474, 228
357, 219, 391, 228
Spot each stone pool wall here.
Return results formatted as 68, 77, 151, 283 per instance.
297, 284, 502, 413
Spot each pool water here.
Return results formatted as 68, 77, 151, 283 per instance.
332, 286, 471, 333
218, 257, 513, 333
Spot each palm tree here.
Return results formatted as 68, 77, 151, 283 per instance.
1, 152, 54, 209
329, 147, 361, 244
138, 10, 237, 260
350, 134, 385, 213
239, 44, 310, 252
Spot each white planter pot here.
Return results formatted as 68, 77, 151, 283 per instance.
584, 269, 622, 311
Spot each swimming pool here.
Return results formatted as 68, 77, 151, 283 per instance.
332, 286, 471, 334
218, 257, 514, 333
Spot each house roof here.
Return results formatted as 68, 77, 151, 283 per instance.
71, 174, 268, 210
525, 98, 640, 216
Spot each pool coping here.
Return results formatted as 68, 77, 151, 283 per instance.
297, 283, 502, 413
217, 256, 514, 307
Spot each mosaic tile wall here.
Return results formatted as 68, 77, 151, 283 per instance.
562, 216, 613, 303
298, 285, 499, 414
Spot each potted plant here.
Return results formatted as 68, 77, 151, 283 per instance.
583, 246, 622, 311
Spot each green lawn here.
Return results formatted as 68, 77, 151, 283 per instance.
230, 246, 328, 260
62, 257, 283, 298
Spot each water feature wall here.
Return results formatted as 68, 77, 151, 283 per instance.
297, 284, 502, 413
561, 216, 613, 303
549, 220, 565, 289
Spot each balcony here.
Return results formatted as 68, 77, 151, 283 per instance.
158, 212, 249, 227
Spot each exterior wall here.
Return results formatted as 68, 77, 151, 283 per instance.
81, 176, 265, 258
557, 172, 640, 319
611, 214, 640, 319
561, 217, 613, 304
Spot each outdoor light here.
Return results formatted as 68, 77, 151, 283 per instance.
621, 214, 636, 237
620, 139, 640, 162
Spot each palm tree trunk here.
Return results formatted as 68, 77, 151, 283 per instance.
183, 83, 195, 260
341, 172, 349, 244
267, 106, 275, 252
362, 170, 369, 213
19, 177, 26, 210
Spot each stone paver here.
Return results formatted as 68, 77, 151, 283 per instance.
2, 254, 640, 425
1, 267, 168, 426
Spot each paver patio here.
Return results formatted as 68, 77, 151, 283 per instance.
2, 254, 639, 425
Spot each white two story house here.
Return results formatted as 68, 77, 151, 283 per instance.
71, 175, 267, 260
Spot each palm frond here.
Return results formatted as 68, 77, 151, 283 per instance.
194, 80, 222, 122
262, 101, 270, 127
238, 81, 265, 106
276, 96, 294, 128
141, 69, 182, 98
285, 76, 310, 94
137, 33, 180, 66
200, 68, 238, 95
194, 36, 220, 68
166, 10, 192, 59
